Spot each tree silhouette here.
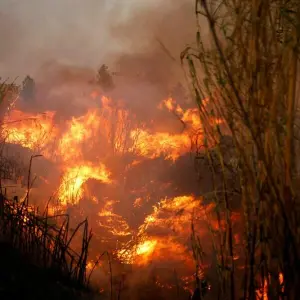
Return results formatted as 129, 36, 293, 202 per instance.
96, 64, 115, 92
21, 75, 35, 102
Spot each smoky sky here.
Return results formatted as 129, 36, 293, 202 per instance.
0, 0, 198, 81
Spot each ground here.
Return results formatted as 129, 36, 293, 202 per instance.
0, 242, 97, 300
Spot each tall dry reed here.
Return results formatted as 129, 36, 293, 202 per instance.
184, 1, 300, 299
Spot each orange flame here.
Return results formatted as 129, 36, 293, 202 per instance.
2, 110, 56, 152
58, 163, 111, 205
2, 92, 224, 278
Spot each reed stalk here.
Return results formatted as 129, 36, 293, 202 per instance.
184, 0, 300, 298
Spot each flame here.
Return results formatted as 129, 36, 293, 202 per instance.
58, 163, 111, 205
2, 91, 225, 290
117, 236, 194, 267
133, 197, 143, 208
1, 95, 218, 222
161, 97, 204, 129
255, 273, 284, 299
130, 97, 224, 161
86, 260, 94, 271
117, 238, 156, 265
2, 96, 212, 165
57, 109, 101, 162
97, 200, 131, 236
2, 110, 56, 152
130, 129, 191, 161
90, 91, 99, 100
116, 195, 209, 267
136, 239, 157, 256
139, 195, 204, 234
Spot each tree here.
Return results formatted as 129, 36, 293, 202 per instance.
96, 64, 115, 92
0, 79, 20, 118
21, 75, 35, 102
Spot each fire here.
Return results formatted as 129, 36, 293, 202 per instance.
1, 94, 214, 222
256, 272, 284, 299
57, 109, 101, 162
2, 110, 56, 152
136, 239, 157, 256
160, 97, 206, 130
117, 236, 194, 267
139, 195, 203, 234
160, 97, 223, 148
133, 197, 143, 208
116, 195, 208, 267
86, 260, 94, 271
58, 163, 111, 205
90, 91, 99, 100
2, 96, 211, 165
98, 200, 131, 236
131, 129, 191, 161
1, 87, 225, 297
116, 238, 154, 265
129, 98, 206, 161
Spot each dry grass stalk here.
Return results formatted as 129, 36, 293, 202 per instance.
0, 197, 92, 288
183, 0, 300, 299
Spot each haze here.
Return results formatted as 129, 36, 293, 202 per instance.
0, 0, 196, 80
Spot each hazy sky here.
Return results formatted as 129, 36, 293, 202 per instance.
0, 0, 193, 79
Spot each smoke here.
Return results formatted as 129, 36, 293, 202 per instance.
0, 0, 118, 78
0, 0, 200, 132
0, 0, 196, 85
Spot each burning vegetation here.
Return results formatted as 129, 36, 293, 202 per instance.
0, 74, 218, 298
1, 0, 300, 299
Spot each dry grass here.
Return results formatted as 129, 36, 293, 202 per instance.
0, 79, 93, 292
183, 0, 300, 299
0, 196, 92, 288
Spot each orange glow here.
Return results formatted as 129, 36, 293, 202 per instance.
2, 110, 56, 152
58, 163, 111, 205
116, 195, 209, 267
90, 91, 99, 100
117, 239, 157, 265
57, 109, 101, 162
2, 91, 224, 287
136, 239, 157, 256
97, 200, 131, 236
131, 129, 191, 161
256, 273, 284, 300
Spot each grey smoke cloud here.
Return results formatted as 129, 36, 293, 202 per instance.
0, 0, 196, 80
0, 0, 123, 78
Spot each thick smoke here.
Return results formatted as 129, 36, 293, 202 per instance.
0, 0, 119, 78
1, 0, 200, 127
0, 0, 196, 83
